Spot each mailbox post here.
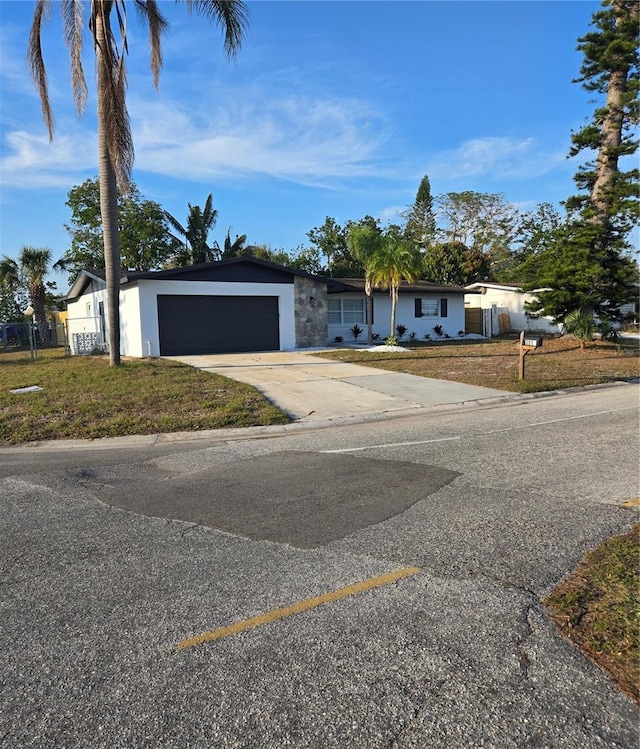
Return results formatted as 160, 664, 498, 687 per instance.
518, 331, 542, 380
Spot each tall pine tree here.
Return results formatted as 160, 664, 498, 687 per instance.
528, 0, 639, 322
405, 174, 436, 249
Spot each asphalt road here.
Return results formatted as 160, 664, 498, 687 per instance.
1, 383, 639, 748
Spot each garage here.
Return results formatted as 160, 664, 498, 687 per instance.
157, 294, 280, 355
66, 258, 330, 357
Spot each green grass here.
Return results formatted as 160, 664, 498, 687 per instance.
0, 348, 288, 445
544, 523, 639, 704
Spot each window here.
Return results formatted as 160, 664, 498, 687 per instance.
415, 298, 448, 317
420, 299, 439, 317
328, 298, 365, 324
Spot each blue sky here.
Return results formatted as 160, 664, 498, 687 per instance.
1, 1, 601, 291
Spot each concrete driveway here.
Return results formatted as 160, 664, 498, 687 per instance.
168, 350, 510, 422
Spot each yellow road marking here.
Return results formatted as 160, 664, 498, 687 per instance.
621, 497, 640, 508
177, 566, 421, 651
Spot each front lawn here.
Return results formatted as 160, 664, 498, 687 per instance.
0, 348, 289, 445
316, 336, 640, 393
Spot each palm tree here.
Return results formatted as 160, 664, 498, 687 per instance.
367, 236, 420, 340
221, 228, 248, 259
28, 1, 248, 365
0, 247, 52, 343
165, 193, 219, 265
347, 223, 384, 344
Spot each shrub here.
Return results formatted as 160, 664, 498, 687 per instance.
334, 336, 343, 343
385, 334, 399, 346
564, 310, 596, 348
432, 324, 444, 338
350, 324, 363, 341
396, 324, 407, 340
599, 319, 622, 343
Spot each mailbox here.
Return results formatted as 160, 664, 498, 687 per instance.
523, 336, 543, 348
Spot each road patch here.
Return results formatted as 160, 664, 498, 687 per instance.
97, 451, 459, 548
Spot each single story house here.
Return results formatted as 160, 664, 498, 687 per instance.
464, 282, 561, 337
65, 257, 470, 357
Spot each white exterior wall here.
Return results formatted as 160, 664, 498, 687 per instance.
136, 279, 296, 357
328, 292, 465, 342
465, 287, 560, 334
121, 285, 143, 356
395, 294, 465, 340
67, 286, 137, 356
66, 288, 108, 354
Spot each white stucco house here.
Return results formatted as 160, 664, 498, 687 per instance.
464, 282, 561, 337
65, 257, 470, 357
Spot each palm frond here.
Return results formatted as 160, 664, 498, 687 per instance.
203, 192, 213, 219
164, 210, 187, 238
19, 246, 53, 285
28, 0, 55, 139
0, 256, 21, 289
183, 0, 249, 58
61, 0, 88, 115
202, 193, 218, 230
134, 0, 169, 87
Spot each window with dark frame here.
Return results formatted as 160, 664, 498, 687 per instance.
414, 298, 448, 317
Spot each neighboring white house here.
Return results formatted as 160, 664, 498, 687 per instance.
65, 258, 471, 357
464, 282, 561, 337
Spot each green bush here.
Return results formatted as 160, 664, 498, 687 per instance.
564, 309, 596, 346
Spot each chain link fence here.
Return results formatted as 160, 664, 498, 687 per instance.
0, 321, 68, 353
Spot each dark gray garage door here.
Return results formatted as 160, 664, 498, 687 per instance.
157, 295, 280, 355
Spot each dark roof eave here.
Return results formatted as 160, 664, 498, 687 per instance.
328, 278, 469, 295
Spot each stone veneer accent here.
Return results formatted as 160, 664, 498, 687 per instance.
294, 276, 328, 348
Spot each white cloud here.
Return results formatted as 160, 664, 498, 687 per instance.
0, 87, 390, 192
511, 200, 543, 214
0, 129, 97, 189
130, 92, 389, 187
425, 136, 566, 183
377, 205, 406, 223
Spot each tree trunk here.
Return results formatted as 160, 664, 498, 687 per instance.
95, 10, 121, 366
30, 281, 50, 343
364, 278, 373, 344
390, 285, 398, 338
590, 0, 637, 224
591, 68, 626, 222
